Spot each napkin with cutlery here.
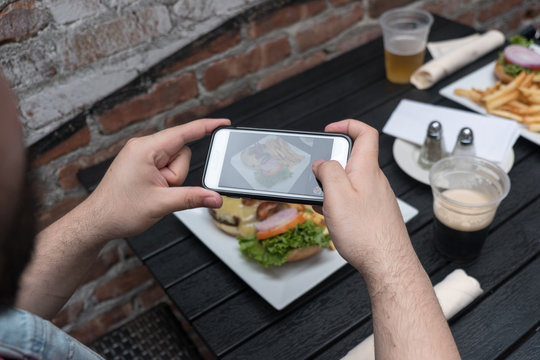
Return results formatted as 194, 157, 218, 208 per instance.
382, 99, 520, 164
341, 269, 483, 360
411, 30, 505, 89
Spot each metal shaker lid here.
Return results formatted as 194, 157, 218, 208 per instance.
427, 121, 442, 139
457, 127, 474, 145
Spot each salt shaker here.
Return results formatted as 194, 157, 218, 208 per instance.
452, 127, 475, 156
418, 120, 445, 170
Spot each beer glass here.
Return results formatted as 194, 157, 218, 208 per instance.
379, 8, 433, 84
429, 156, 510, 263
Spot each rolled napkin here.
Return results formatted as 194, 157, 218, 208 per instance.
427, 33, 481, 59
341, 269, 483, 360
411, 30, 505, 89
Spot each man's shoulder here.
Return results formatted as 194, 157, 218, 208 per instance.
0, 307, 103, 360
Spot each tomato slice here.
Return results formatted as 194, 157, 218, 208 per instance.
256, 214, 305, 240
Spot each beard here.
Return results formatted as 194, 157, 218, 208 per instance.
0, 167, 37, 308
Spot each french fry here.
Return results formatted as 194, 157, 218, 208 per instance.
484, 71, 526, 102
453, 88, 482, 102
520, 73, 535, 88
488, 109, 523, 122
523, 115, 540, 124
453, 70, 540, 132
486, 90, 519, 110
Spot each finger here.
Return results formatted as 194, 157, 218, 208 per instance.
325, 119, 379, 175
151, 118, 230, 159
312, 160, 353, 203
159, 146, 191, 185
159, 187, 223, 214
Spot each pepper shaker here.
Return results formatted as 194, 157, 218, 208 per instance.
418, 120, 446, 170
452, 127, 475, 157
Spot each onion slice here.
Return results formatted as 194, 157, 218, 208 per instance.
504, 45, 540, 69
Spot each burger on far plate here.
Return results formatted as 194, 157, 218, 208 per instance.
209, 196, 332, 267
495, 35, 540, 83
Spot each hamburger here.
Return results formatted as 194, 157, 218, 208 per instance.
209, 196, 331, 267
495, 35, 540, 83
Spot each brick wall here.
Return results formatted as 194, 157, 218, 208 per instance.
2, 0, 539, 354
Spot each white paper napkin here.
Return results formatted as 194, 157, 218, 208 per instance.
411, 30, 505, 89
382, 99, 520, 164
341, 269, 483, 360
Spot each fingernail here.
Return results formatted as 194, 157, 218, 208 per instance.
203, 196, 221, 208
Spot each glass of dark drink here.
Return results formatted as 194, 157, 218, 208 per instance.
429, 156, 510, 263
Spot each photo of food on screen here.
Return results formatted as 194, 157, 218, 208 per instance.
218, 133, 333, 197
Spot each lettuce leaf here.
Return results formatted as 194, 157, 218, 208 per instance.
238, 220, 331, 267
509, 35, 534, 47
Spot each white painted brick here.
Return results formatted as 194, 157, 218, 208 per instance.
20, 68, 138, 144
44, 0, 106, 24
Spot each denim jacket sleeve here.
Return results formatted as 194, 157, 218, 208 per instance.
0, 307, 104, 360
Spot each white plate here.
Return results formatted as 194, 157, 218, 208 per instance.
439, 61, 540, 146
174, 200, 418, 310
393, 138, 515, 185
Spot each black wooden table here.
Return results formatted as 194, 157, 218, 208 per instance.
79, 15, 540, 359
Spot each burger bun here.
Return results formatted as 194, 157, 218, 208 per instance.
494, 62, 516, 84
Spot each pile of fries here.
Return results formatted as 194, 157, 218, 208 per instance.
454, 72, 540, 132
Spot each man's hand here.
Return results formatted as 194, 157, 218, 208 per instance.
16, 118, 230, 319
312, 119, 460, 359
312, 119, 410, 277
85, 118, 230, 240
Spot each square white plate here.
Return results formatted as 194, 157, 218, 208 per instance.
174, 199, 418, 310
439, 61, 540, 146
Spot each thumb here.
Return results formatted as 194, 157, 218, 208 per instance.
159, 186, 222, 213
312, 160, 353, 200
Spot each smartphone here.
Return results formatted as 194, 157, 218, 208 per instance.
202, 127, 352, 205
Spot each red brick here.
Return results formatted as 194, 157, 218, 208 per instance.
98, 73, 197, 134
57, 128, 156, 189
368, 0, 415, 18
506, 4, 540, 32
165, 86, 253, 128
61, 6, 170, 70
423, 1, 460, 18
248, 0, 327, 38
161, 29, 241, 75
31, 126, 91, 168
453, 10, 476, 27
331, 0, 356, 6
136, 283, 168, 308
258, 51, 327, 90
477, 0, 523, 23
337, 25, 381, 54
93, 265, 153, 302
69, 301, 133, 345
295, 4, 363, 52
203, 37, 290, 90
52, 301, 84, 328
36, 196, 86, 231
0, 0, 46, 43
83, 245, 121, 284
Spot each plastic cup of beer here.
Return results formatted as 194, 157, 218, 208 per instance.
379, 8, 433, 84
428, 156, 510, 263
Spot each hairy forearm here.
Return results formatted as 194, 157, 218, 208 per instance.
15, 197, 109, 320
362, 237, 460, 360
